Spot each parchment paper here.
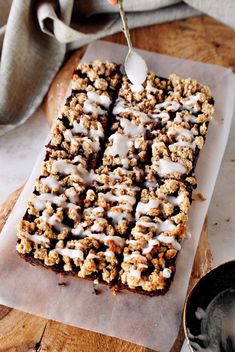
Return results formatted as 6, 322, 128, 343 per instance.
0, 41, 235, 351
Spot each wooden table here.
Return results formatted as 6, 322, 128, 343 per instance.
0, 15, 235, 352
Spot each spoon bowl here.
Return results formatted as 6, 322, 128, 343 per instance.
119, 0, 148, 85
124, 49, 148, 86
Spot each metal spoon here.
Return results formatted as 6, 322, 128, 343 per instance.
118, 0, 148, 85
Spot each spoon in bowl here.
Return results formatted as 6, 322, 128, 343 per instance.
118, 0, 148, 86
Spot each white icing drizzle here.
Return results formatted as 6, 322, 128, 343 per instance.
122, 158, 129, 168
186, 114, 198, 123
108, 185, 140, 191
167, 193, 185, 206
83, 101, 106, 115
71, 223, 86, 236
90, 126, 104, 139
78, 167, 96, 184
112, 98, 152, 123
126, 239, 139, 245
124, 253, 147, 262
107, 133, 133, 158
152, 159, 186, 176
146, 84, 157, 93
52, 160, 78, 176
170, 141, 196, 150
119, 118, 145, 135
142, 239, 159, 254
72, 120, 88, 134
144, 181, 156, 188
157, 219, 176, 233
167, 126, 197, 140
51, 160, 96, 184
129, 269, 142, 279
168, 101, 181, 111
82, 231, 125, 247
162, 268, 172, 278
183, 93, 200, 107
99, 193, 136, 205
112, 98, 130, 115
136, 199, 159, 218
92, 207, 104, 213
90, 218, 107, 232
157, 234, 181, 250
107, 209, 133, 223
130, 84, 144, 93
130, 231, 150, 239
32, 194, 67, 211
40, 176, 61, 191
40, 211, 71, 233
129, 263, 148, 280
152, 141, 166, 149
118, 203, 133, 211
86, 253, 99, 260
173, 113, 182, 123
55, 247, 84, 260
155, 100, 181, 112
134, 137, 145, 149
173, 112, 198, 123
24, 232, 50, 244
90, 223, 104, 232
103, 250, 115, 258
63, 129, 73, 141
82, 137, 100, 152
137, 220, 157, 228
66, 192, 80, 204
87, 91, 111, 109
71, 155, 87, 166
150, 111, 170, 123
138, 263, 148, 269
83, 92, 111, 115
72, 120, 104, 139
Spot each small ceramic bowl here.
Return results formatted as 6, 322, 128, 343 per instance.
183, 260, 235, 351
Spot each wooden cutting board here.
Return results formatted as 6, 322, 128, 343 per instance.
1, 14, 235, 351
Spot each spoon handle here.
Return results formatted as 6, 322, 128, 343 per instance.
119, 0, 132, 51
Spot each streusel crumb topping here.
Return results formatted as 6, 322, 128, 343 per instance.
16, 61, 214, 294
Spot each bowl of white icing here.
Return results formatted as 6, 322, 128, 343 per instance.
183, 260, 235, 352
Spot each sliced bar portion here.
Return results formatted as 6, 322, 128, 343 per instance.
119, 179, 191, 294
47, 60, 122, 168
16, 61, 123, 284
95, 165, 144, 188
82, 187, 138, 237
148, 74, 214, 183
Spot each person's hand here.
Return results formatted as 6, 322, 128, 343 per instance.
107, 0, 119, 4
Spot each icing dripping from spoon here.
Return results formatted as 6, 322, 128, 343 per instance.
118, 0, 148, 85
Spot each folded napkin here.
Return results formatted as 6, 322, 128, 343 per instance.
0, 0, 234, 135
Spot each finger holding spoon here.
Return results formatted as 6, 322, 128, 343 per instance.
107, 0, 119, 4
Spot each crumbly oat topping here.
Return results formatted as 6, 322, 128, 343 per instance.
16, 61, 214, 294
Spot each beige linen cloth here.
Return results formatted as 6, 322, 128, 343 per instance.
0, 0, 234, 135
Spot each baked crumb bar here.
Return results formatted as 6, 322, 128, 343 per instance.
16, 60, 214, 295
119, 180, 190, 294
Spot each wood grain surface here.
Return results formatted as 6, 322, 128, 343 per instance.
1, 14, 235, 352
